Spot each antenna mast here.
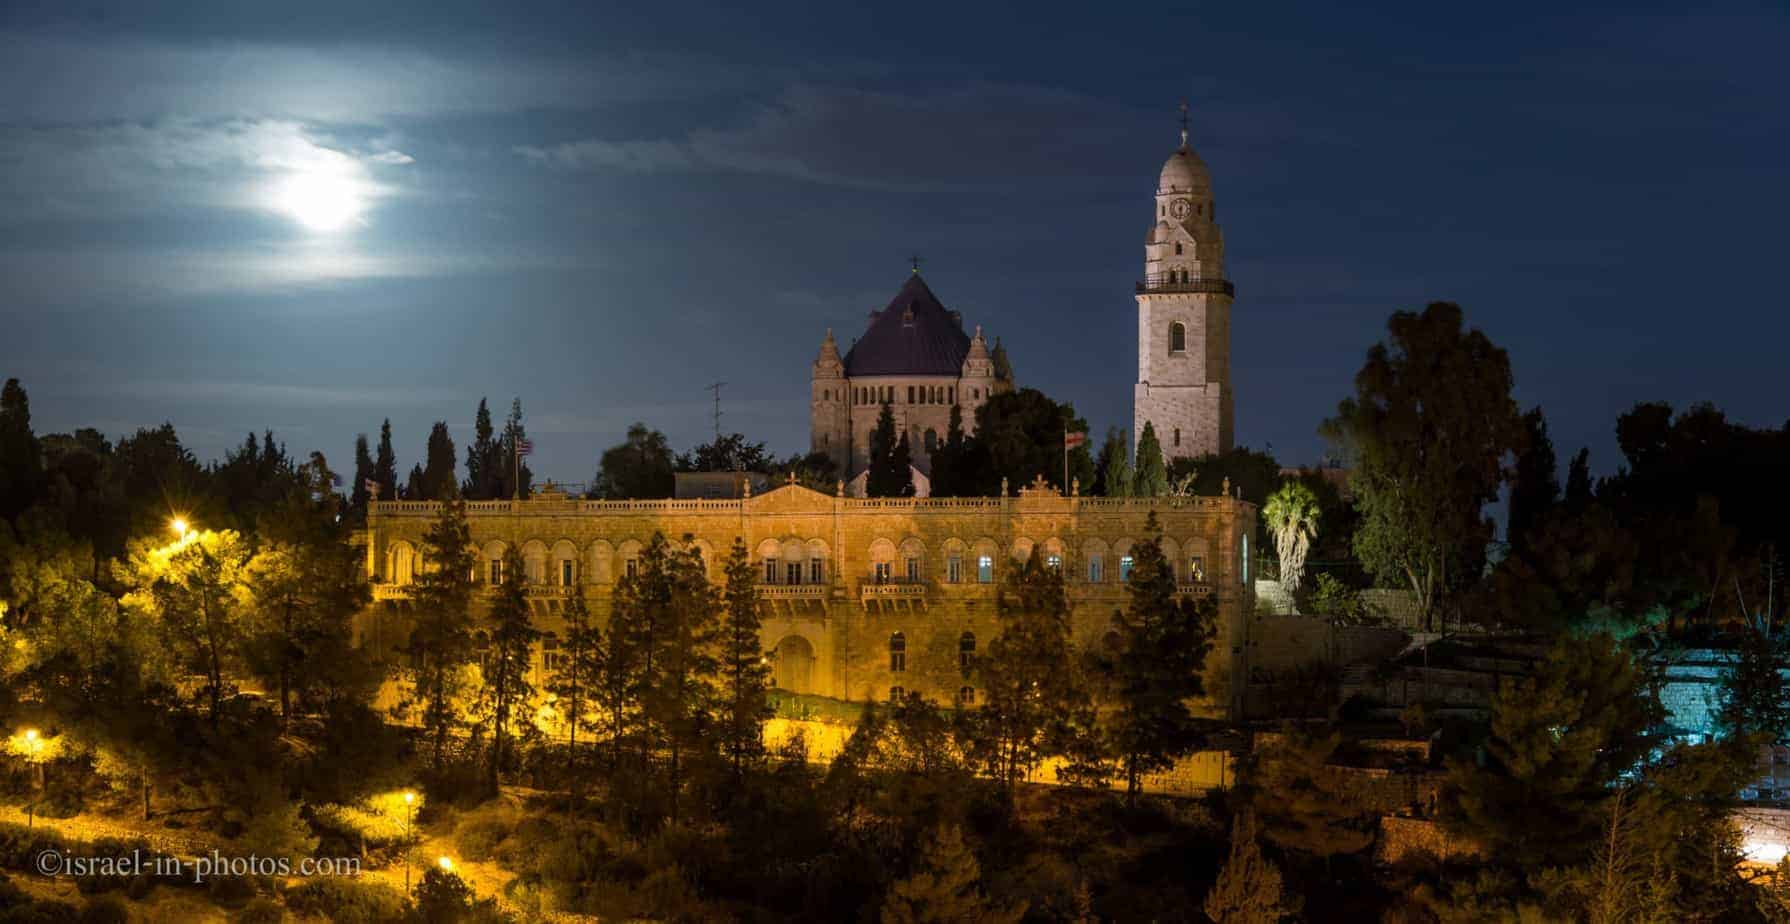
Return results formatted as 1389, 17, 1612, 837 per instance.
707, 382, 726, 441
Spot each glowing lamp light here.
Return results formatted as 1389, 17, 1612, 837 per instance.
403, 791, 415, 805
437, 856, 454, 873
170, 518, 189, 539
1745, 837, 1789, 865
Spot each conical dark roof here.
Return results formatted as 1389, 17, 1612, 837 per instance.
843, 274, 972, 377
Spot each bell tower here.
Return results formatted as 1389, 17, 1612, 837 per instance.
1134, 104, 1234, 461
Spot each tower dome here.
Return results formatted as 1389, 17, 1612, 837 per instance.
1158, 142, 1209, 194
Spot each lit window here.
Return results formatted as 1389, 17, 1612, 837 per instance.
561, 560, 574, 587
489, 558, 504, 585
959, 632, 975, 673
947, 555, 963, 584
977, 555, 993, 583
1241, 535, 1249, 584
1088, 555, 1103, 583
1170, 322, 1186, 353
1045, 554, 1062, 572
1120, 555, 1134, 581
874, 561, 891, 583
1189, 557, 1205, 582
889, 632, 906, 673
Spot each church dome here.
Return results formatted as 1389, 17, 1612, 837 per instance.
1158, 144, 1208, 194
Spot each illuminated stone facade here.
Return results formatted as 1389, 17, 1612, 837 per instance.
361, 482, 1257, 718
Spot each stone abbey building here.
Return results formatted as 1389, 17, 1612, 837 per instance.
362, 482, 1256, 717
359, 113, 1253, 716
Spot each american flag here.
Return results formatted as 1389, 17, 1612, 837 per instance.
516, 437, 534, 457
1064, 430, 1088, 450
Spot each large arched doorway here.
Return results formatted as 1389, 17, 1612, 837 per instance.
772, 635, 816, 694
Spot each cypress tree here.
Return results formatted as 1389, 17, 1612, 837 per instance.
1507, 407, 1559, 552
422, 421, 458, 500
1134, 422, 1167, 497
403, 464, 426, 500
374, 419, 398, 501
1564, 447, 1594, 509
349, 433, 373, 518
891, 432, 915, 496
880, 825, 1025, 924
547, 583, 603, 793
867, 403, 903, 497
1098, 429, 1133, 497
403, 501, 478, 773
0, 378, 43, 522
931, 403, 967, 497
464, 398, 500, 499
1203, 811, 1300, 923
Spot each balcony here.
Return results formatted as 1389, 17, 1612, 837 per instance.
860, 578, 928, 602
757, 583, 828, 600
1177, 581, 1215, 599
1135, 274, 1234, 296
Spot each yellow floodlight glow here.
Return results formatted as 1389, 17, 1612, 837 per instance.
170, 518, 189, 539
437, 856, 454, 872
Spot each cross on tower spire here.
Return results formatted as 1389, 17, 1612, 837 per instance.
1179, 100, 1190, 148
908, 254, 923, 274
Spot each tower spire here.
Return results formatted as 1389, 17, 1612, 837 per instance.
1179, 100, 1190, 149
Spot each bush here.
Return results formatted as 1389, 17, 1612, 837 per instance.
0, 822, 66, 872
79, 894, 131, 924
283, 877, 410, 924
234, 896, 284, 923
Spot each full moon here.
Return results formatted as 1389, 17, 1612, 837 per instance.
275, 171, 366, 232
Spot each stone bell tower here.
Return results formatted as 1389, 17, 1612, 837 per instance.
1134, 104, 1234, 461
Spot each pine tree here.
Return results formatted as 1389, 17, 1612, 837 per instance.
402, 501, 478, 773
464, 398, 501, 499
969, 548, 1091, 794
499, 398, 534, 499
546, 583, 602, 792
1099, 429, 1133, 497
880, 825, 1025, 924
1134, 422, 1167, 497
349, 433, 373, 519
1093, 513, 1216, 803
421, 421, 458, 501
719, 538, 772, 782
481, 547, 541, 794
1441, 633, 1664, 870
1250, 727, 1375, 870
1507, 407, 1559, 552
867, 403, 904, 497
1565, 447, 1594, 509
374, 419, 398, 502
1203, 811, 1300, 924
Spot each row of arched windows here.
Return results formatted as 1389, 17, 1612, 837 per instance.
849, 384, 959, 407
886, 630, 978, 675
385, 534, 1234, 589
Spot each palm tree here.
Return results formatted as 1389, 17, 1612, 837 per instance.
1263, 481, 1320, 592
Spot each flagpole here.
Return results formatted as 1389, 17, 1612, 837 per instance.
1063, 427, 1069, 498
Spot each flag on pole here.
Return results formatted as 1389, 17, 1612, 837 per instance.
1064, 430, 1088, 450
516, 438, 534, 457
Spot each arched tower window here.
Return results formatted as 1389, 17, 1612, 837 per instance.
1169, 322, 1186, 354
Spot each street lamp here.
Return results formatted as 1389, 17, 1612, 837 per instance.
437, 855, 454, 873
170, 517, 189, 540
19, 729, 44, 829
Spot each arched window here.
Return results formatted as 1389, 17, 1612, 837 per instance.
1241, 534, 1250, 585
924, 429, 938, 452
1175, 242, 1183, 255
889, 632, 907, 673
1169, 322, 1186, 353
959, 631, 976, 674
1174, 427, 1181, 448
1087, 554, 1104, 583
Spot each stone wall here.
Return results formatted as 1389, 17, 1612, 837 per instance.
1376, 817, 1481, 866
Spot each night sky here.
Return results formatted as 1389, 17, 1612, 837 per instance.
3, 1, 1785, 486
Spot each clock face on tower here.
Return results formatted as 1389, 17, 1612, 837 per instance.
1169, 198, 1192, 220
